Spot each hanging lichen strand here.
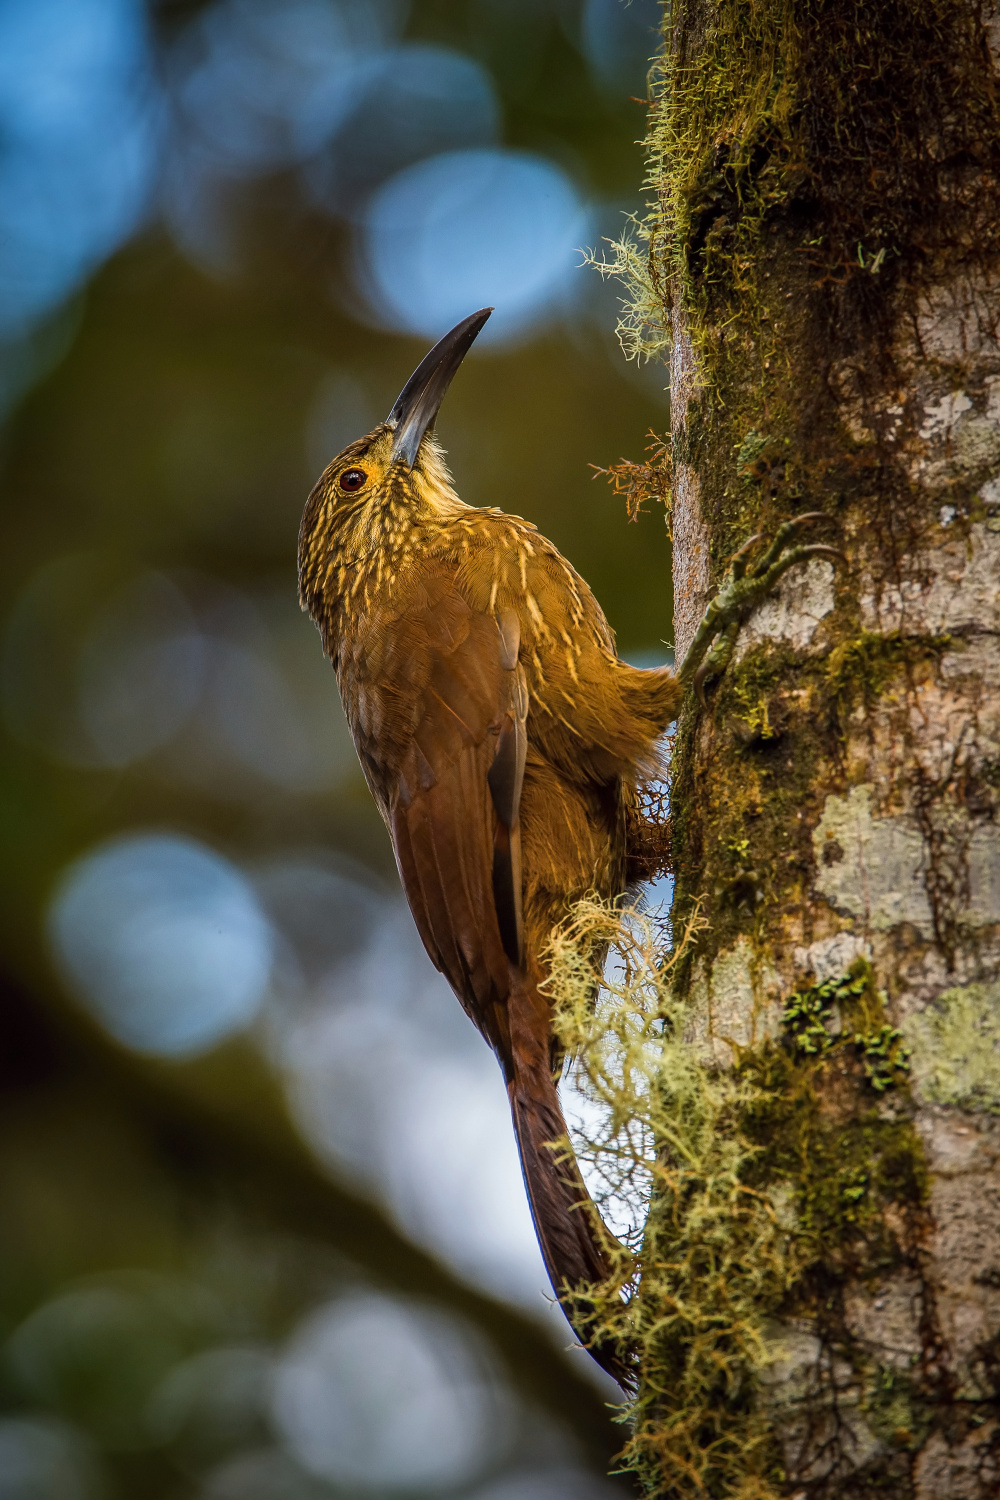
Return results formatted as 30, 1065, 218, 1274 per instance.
575, 2, 1000, 1496
548, 907, 929, 1497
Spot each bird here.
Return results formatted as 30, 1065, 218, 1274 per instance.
298, 308, 841, 1387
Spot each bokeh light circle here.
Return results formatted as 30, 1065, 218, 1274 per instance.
272, 1293, 508, 1490
48, 833, 274, 1057
76, 573, 206, 768
303, 43, 499, 214
170, 0, 385, 174
359, 148, 591, 341
0, 0, 161, 338
0, 1416, 102, 1500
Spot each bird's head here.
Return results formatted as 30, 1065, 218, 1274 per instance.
298, 308, 491, 608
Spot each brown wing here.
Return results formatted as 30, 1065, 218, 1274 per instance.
376, 564, 524, 1064
351, 563, 633, 1386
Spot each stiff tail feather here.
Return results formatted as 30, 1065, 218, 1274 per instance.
506, 969, 635, 1392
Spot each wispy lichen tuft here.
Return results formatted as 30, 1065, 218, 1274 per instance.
584, 216, 671, 365
544, 899, 797, 1498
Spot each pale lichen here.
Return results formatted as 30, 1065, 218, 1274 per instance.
604, 0, 1000, 1488
903, 980, 1000, 1114
813, 783, 1000, 936
544, 898, 797, 1499
914, 1422, 1000, 1497
758, 1321, 883, 1485
813, 785, 935, 934
584, 219, 670, 366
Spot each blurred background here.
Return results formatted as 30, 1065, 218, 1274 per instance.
0, 0, 672, 1494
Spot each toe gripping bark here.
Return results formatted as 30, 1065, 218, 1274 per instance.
676, 513, 846, 705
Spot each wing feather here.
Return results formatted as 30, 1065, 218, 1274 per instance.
487, 659, 527, 965
378, 563, 517, 1049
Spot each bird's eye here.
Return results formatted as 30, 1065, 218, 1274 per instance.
339, 468, 367, 492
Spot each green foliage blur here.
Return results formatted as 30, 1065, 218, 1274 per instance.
0, 1, 669, 1494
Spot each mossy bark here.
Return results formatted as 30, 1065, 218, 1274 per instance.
640, 2, 1000, 1495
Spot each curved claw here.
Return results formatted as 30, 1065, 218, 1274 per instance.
681, 512, 845, 711
797, 543, 848, 565
730, 532, 765, 567
791, 511, 832, 527
751, 511, 835, 574
751, 540, 849, 598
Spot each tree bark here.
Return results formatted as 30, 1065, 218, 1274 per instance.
641, 2, 1000, 1495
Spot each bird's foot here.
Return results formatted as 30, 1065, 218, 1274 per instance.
677, 513, 845, 706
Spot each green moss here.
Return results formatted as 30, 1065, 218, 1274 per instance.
783, 972, 866, 1056
826, 631, 954, 729
855, 1024, 912, 1096
668, 624, 962, 984
642, 0, 1000, 367
592, 0, 1000, 585
783, 969, 912, 1092
863, 1368, 931, 1457
670, 639, 827, 964
743, 963, 925, 1250
739, 1049, 925, 1264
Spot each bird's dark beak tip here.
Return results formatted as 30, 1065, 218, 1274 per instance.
386, 308, 493, 468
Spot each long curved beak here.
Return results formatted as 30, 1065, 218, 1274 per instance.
385, 308, 492, 469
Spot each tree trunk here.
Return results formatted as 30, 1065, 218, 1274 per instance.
639, 2, 1000, 1495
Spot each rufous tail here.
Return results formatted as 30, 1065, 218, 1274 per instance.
505, 966, 635, 1392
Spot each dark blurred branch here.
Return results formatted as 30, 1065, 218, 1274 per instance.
0, 963, 626, 1470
